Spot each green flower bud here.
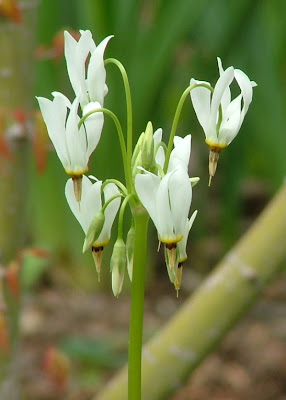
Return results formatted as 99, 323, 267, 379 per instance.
131, 131, 144, 168
110, 238, 127, 297
126, 226, 135, 280
141, 121, 155, 171
82, 210, 105, 253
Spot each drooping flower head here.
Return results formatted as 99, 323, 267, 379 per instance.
190, 57, 257, 184
37, 92, 103, 201
135, 133, 197, 291
65, 175, 121, 279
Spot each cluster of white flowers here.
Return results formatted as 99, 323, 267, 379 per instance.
37, 30, 256, 295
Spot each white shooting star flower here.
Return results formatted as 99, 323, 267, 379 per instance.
64, 30, 113, 109
135, 134, 196, 290
190, 57, 256, 184
65, 175, 121, 278
37, 92, 103, 201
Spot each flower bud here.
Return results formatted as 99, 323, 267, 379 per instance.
110, 239, 126, 297
126, 226, 135, 280
141, 121, 155, 171
82, 210, 105, 253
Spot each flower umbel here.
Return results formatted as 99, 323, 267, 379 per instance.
190, 57, 257, 184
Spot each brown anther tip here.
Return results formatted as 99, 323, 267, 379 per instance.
72, 175, 83, 202
208, 149, 220, 184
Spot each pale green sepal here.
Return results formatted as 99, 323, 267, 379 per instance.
141, 121, 155, 171
82, 211, 105, 253
190, 176, 200, 187
110, 238, 127, 297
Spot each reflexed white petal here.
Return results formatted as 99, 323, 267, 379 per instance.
219, 95, 242, 144
65, 98, 88, 173
87, 35, 113, 105
155, 172, 175, 241
217, 58, 231, 113
155, 146, 165, 169
65, 176, 91, 232
153, 128, 165, 169
168, 168, 192, 237
82, 102, 104, 158
168, 135, 191, 172
84, 179, 102, 226
153, 128, 162, 145
96, 183, 121, 245
78, 30, 96, 53
135, 172, 160, 227
36, 95, 70, 169
234, 69, 255, 127
64, 30, 94, 107
209, 66, 234, 131
51, 91, 72, 108
190, 78, 211, 133
177, 210, 197, 262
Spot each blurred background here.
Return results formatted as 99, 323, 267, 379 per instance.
2, 0, 286, 399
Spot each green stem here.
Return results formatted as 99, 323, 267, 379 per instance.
164, 83, 213, 172
128, 206, 149, 400
79, 107, 131, 189
105, 58, 133, 190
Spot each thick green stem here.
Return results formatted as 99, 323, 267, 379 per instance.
128, 206, 149, 400
94, 182, 286, 400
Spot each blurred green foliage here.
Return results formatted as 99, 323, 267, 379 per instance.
32, 0, 286, 280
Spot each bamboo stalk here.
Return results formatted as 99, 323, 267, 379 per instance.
94, 182, 286, 400
0, 1, 38, 398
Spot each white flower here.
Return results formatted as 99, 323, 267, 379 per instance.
135, 134, 193, 245
135, 167, 192, 245
37, 92, 103, 177
65, 175, 120, 247
64, 30, 113, 109
190, 57, 257, 148
135, 134, 196, 290
167, 135, 192, 172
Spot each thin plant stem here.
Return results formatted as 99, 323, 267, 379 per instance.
105, 58, 133, 168
128, 205, 149, 400
164, 83, 213, 172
